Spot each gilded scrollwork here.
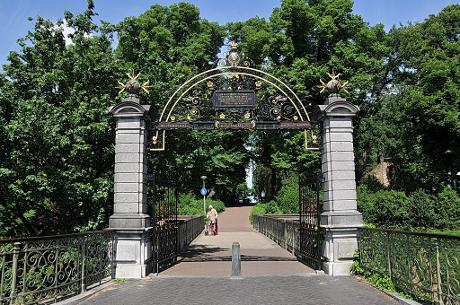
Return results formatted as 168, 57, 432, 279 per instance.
166, 42, 306, 123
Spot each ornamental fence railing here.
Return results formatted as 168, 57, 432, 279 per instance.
252, 214, 300, 255
177, 216, 205, 252
359, 228, 460, 305
147, 215, 204, 275
0, 230, 113, 305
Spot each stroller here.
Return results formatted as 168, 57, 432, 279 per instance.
205, 218, 211, 235
205, 220, 217, 235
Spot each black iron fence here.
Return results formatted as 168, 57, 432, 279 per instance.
177, 216, 205, 251
147, 215, 204, 274
253, 214, 323, 269
253, 215, 301, 254
359, 228, 460, 305
0, 230, 113, 305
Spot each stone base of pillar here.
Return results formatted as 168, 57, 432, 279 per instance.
322, 261, 354, 276
321, 212, 362, 276
109, 214, 150, 229
115, 263, 148, 279
110, 229, 152, 279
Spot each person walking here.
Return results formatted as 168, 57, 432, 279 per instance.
206, 205, 218, 235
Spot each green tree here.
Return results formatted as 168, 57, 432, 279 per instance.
233, 0, 384, 200
0, 1, 120, 236
356, 5, 460, 192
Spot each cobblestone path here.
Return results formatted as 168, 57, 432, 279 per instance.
74, 276, 399, 305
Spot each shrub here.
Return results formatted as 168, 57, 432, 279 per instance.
435, 186, 460, 229
360, 175, 385, 192
275, 175, 299, 214
178, 193, 225, 216
249, 203, 267, 224
357, 185, 374, 224
357, 188, 411, 227
249, 201, 281, 224
408, 190, 437, 228
265, 200, 281, 214
359, 185, 460, 230
178, 193, 202, 216
206, 198, 225, 214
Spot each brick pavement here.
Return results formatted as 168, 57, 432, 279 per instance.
74, 276, 399, 305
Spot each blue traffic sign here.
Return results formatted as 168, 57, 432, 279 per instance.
200, 187, 208, 196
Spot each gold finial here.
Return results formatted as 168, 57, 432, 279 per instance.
116, 71, 153, 95
230, 41, 239, 50
318, 70, 350, 95
227, 41, 241, 66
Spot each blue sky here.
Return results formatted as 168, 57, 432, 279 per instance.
0, 0, 459, 66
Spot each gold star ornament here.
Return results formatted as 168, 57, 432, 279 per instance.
317, 70, 350, 94
116, 71, 153, 95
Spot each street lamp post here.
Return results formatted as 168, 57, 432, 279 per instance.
260, 190, 265, 202
200, 176, 207, 215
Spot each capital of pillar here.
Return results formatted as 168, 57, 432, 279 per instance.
314, 94, 363, 276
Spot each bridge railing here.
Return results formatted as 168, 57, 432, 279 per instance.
0, 230, 113, 305
177, 215, 205, 251
253, 214, 300, 255
359, 227, 460, 305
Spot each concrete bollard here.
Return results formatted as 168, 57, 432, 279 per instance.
231, 242, 241, 277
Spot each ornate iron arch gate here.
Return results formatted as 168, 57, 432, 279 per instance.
144, 42, 324, 272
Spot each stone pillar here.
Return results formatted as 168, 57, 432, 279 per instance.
109, 95, 151, 278
315, 94, 363, 276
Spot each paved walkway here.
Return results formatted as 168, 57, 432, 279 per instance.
161, 206, 313, 277
74, 277, 398, 305
71, 206, 398, 305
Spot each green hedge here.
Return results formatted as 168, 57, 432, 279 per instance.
275, 175, 299, 214
357, 185, 460, 230
178, 193, 225, 216
249, 201, 281, 223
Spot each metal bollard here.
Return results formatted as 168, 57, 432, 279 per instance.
231, 242, 241, 277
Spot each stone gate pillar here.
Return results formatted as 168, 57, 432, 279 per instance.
315, 94, 363, 276
109, 94, 151, 278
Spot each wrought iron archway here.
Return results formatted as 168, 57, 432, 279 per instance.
148, 42, 318, 151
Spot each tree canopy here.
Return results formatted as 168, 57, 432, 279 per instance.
0, 0, 458, 236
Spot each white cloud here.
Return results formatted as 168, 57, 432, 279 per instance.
60, 21, 74, 46
55, 20, 92, 46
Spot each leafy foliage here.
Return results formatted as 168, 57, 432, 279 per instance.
0, 0, 459, 237
357, 185, 460, 230
275, 174, 299, 214
0, 3, 119, 236
356, 5, 460, 192
249, 201, 281, 224
178, 193, 225, 216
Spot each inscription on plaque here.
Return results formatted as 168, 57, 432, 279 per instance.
215, 121, 256, 130
279, 121, 312, 129
212, 90, 257, 109
156, 122, 192, 130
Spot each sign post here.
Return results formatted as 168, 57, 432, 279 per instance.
200, 176, 208, 216
200, 186, 208, 215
